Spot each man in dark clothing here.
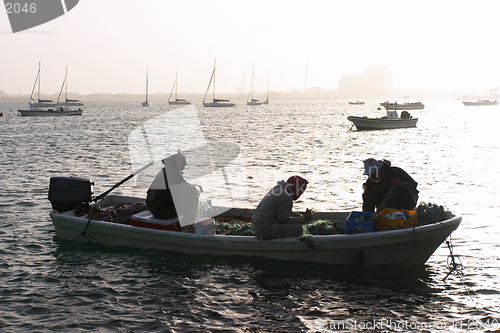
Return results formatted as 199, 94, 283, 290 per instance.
362, 158, 419, 212
146, 150, 199, 225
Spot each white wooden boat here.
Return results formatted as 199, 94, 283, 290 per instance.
348, 115, 418, 130
142, 66, 152, 107
168, 72, 191, 105
203, 59, 235, 107
380, 100, 425, 110
18, 62, 83, 116
247, 66, 262, 106
49, 194, 460, 266
462, 99, 498, 106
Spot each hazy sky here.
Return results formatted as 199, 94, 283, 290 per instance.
1, 0, 500, 96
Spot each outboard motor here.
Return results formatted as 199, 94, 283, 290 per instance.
48, 176, 94, 213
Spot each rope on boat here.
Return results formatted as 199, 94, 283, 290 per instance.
442, 234, 478, 308
58, 218, 100, 250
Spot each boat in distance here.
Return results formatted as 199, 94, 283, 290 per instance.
380, 101, 425, 110
168, 72, 191, 105
349, 101, 365, 105
18, 62, 83, 116
203, 59, 235, 107
462, 99, 498, 106
50, 195, 460, 267
347, 115, 418, 130
19, 109, 83, 116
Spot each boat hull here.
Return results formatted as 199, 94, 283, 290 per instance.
462, 100, 498, 106
380, 102, 425, 110
169, 101, 191, 105
50, 195, 460, 267
247, 101, 262, 106
18, 109, 83, 116
347, 116, 418, 130
203, 102, 235, 107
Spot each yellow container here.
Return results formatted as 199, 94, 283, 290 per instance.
375, 208, 417, 231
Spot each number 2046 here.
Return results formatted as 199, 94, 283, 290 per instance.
5, 3, 37, 14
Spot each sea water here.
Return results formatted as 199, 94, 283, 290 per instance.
0, 100, 499, 332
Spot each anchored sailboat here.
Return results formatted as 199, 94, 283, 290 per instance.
142, 66, 151, 107
168, 72, 190, 105
203, 59, 235, 107
18, 62, 82, 116
247, 65, 262, 106
56, 67, 84, 110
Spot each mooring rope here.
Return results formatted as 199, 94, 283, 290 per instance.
58, 218, 99, 250
442, 233, 478, 308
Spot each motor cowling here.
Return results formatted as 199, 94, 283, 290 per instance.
48, 176, 94, 213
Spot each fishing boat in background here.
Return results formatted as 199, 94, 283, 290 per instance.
349, 101, 365, 105
203, 59, 235, 107
247, 66, 262, 106
142, 66, 151, 107
348, 108, 418, 130
381, 97, 424, 110
168, 72, 191, 105
18, 62, 82, 116
49, 193, 461, 267
462, 99, 498, 106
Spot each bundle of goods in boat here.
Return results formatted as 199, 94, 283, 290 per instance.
375, 208, 417, 231
416, 202, 452, 225
303, 219, 343, 235
215, 220, 254, 236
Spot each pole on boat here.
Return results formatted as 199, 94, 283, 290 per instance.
93, 162, 153, 202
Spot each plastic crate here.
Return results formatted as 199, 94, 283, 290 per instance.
375, 208, 417, 231
346, 211, 375, 234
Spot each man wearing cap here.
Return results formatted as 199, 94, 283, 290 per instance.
362, 158, 419, 212
252, 175, 313, 240
146, 150, 199, 224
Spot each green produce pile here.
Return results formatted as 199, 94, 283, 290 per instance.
416, 202, 452, 225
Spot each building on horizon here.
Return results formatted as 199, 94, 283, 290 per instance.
336, 65, 393, 99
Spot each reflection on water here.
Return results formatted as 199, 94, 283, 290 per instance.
0, 100, 499, 331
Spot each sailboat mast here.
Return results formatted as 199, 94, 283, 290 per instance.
251, 65, 255, 100
56, 67, 67, 104
37, 61, 41, 102
203, 61, 216, 104
65, 67, 68, 101
213, 59, 216, 101
175, 71, 178, 99
304, 62, 308, 97
145, 66, 149, 102
168, 72, 176, 102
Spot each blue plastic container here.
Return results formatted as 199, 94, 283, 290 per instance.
346, 211, 375, 234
